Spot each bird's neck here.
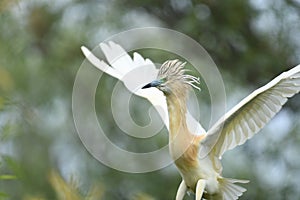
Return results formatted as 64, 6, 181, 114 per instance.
166, 93, 194, 158
166, 94, 188, 134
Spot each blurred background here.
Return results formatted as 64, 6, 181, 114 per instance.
1, 0, 300, 199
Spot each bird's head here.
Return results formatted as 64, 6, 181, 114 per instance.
142, 59, 200, 97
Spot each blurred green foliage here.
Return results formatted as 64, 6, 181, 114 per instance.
0, 0, 300, 200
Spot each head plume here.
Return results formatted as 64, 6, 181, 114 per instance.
157, 59, 201, 91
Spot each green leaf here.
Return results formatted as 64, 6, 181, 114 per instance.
0, 96, 4, 110
0, 174, 17, 180
0, 122, 15, 141
0, 192, 9, 198
2, 157, 23, 179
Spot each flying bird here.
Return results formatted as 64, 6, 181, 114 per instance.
142, 60, 300, 200
81, 42, 300, 200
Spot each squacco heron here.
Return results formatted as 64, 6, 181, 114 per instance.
142, 60, 300, 200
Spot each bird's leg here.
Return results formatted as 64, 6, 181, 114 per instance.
175, 180, 187, 200
195, 179, 206, 200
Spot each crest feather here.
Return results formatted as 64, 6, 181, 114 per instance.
158, 59, 201, 91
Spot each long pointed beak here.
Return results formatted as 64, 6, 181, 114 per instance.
142, 80, 162, 89
142, 82, 152, 89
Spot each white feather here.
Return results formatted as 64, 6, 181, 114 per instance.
200, 64, 300, 158
81, 42, 206, 134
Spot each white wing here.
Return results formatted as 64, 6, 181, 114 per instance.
81, 46, 122, 79
199, 65, 300, 158
81, 41, 206, 134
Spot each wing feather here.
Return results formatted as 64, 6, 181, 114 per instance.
81, 42, 206, 135
199, 64, 300, 158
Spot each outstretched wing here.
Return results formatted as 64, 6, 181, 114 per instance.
81, 42, 169, 127
199, 65, 300, 158
81, 42, 206, 134
99, 41, 154, 75
81, 45, 122, 79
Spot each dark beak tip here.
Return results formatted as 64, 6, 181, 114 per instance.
142, 83, 152, 89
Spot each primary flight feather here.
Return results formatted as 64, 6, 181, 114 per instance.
199, 64, 300, 159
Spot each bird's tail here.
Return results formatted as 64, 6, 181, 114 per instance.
218, 178, 249, 200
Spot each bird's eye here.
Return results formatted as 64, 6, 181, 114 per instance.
161, 78, 167, 83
